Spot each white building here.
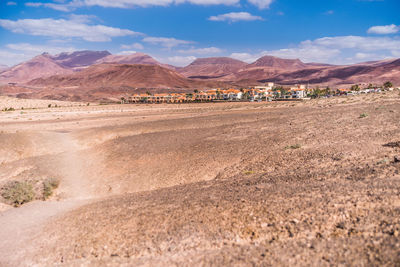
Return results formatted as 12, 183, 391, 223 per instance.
289, 84, 307, 98
254, 82, 274, 91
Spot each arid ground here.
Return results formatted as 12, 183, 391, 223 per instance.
0, 91, 399, 266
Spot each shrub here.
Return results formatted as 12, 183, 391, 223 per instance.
1, 181, 35, 207
285, 144, 301, 150
48, 104, 52, 108
42, 178, 60, 200
359, 113, 368, 118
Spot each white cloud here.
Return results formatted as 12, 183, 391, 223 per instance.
143, 37, 193, 48
6, 1, 17, 5
0, 18, 139, 42
231, 35, 400, 65
26, 0, 241, 10
247, 0, 273, 9
0, 50, 29, 67
178, 47, 222, 54
165, 55, 196, 66
209, 12, 263, 22
229, 52, 258, 63
308, 36, 400, 51
391, 50, 400, 57
26, 2, 73, 11
67, 14, 97, 23
121, 42, 144, 50
118, 50, 137, 55
89, 0, 239, 7
6, 43, 75, 54
367, 24, 399, 34
262, 46, 341, 63
25, 0, 274, 10
355, 52, 376, 59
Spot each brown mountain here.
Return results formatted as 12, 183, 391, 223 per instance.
249, 55, 308, 70
0, 54, 73, 85
28, 63, 226, 90
259, 58, 400, 86
24, 63, 229, 101
178, 56, 316, 82
94, 53, 177, 70
51, 50, 111, 69
179, 57, 247, 79
95, 53, 159, 65
224, 56, 320, 82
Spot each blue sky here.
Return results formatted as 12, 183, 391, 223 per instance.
0, 0, 399, 67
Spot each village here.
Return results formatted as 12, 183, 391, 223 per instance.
125, 81, 397, 104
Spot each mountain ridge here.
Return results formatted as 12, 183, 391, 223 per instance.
1, 50, 399, 89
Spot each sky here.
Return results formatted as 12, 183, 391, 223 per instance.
0, 0, 399, 67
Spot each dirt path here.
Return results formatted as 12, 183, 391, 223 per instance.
54, 132, 94, 199
0, 131, 94, 266
0, 199, 87, 266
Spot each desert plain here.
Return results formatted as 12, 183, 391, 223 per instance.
0, 91, 399, 266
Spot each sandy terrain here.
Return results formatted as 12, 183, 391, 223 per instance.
0, 91, 399, 266
0, 96, 82, 110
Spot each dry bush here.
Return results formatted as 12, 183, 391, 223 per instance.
1, 181, 35, 207
1, 178, 60, 207
42, 178, 60, 200
285, 144, 301, 150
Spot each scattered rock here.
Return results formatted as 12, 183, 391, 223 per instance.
383, 141, 400, 148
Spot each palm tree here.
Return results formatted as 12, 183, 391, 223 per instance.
383, 81, 393, 89
216, 89, 221, 100
350, 84, 360, 91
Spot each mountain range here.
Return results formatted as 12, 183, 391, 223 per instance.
0, 50, 399, 101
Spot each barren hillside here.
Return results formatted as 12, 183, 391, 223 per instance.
179, 57, 247, 79
0, 91, 399, 265
0, 54, 73, 84
51, 50, 111, 69
261, 58, 400, 86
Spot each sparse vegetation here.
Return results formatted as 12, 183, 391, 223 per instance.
42, 178, 60, 200
1, 178, 60, 206
383, 81, 393, 89
285, 144, 301, 150
359, 113, 368, 118
1, 181, 35, 207
243, 170, 254, 175
2, 107, 15, 111
351, 84, 360, 91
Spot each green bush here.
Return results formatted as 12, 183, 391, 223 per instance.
359, 113, 368, 118
1, 181, 35, 207
42, 178, 60, 200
